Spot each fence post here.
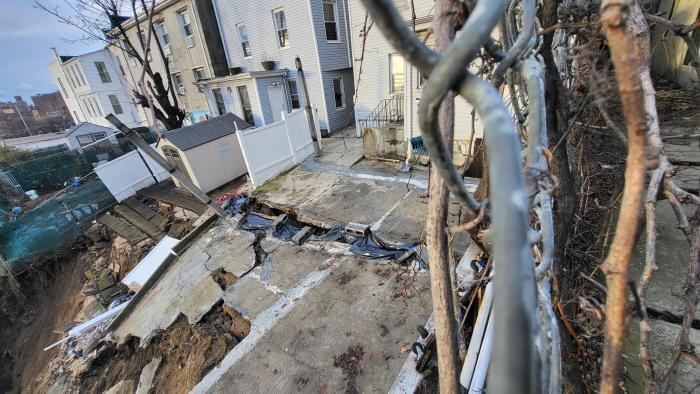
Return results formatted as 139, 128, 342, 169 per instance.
234, 122, 257, 189
281, 111, 297, 164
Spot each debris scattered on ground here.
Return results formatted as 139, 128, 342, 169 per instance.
333, 344, 365, 394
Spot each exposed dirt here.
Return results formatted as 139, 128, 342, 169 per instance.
333, 344, 365, 394
78, 301, 250, 394
210, 267, 238, 290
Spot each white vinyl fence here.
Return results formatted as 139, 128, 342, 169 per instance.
236, 109, 318, 188
94, 146, 169, 202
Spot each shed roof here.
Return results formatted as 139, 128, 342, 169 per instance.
162, 113, 251, 151
65, 122, 114, 137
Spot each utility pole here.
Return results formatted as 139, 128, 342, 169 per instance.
105, 114, 228, 218
294, 57, 321, 157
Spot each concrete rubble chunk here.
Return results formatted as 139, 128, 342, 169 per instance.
104, 379, 134, 394
271, 214, 287, 232
292, 226, 313, 245
135, 356, 162, 394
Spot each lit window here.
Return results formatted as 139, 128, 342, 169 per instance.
273, 9, 289, 48
109, 95, 123, 114
390, 53, 405, 93
332, 77, 345, 109
323, 1, 339, 41
287, 79, 300, 109
172, 73, 185, 95
238, 24, 252, 57
95, 62, 112, 83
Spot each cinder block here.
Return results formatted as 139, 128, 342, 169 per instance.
271, 214, 288, 231
292, 226, 313, 245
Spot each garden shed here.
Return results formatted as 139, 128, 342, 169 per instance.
156, 113, 251, 193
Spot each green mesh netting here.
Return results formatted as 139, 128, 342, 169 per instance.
0, 179, 116, 274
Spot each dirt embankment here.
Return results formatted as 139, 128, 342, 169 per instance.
78, 301, 250, 394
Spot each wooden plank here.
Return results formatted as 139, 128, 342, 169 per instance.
140, 188, 206, 214
167, 222, 189, 238
114, 204, 163, 238
97, 214, 148, 244
123, 198, 168, 229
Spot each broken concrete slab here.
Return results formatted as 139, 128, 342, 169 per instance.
113, 221, 257, 345
223, 275, 277, 321
254, 167, 340, 210
104, 379, 134, 394
196, 257, 432, 394
623, 317, 700, 393
251, 243, 332, 293
135, 356, 162, 394
630, 200, 698, 318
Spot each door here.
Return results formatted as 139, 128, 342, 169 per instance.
237, 85, 255, 126
268, 85, 286, 123
212, 88, 226, 116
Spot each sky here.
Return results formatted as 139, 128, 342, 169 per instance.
0, 0, 103, 103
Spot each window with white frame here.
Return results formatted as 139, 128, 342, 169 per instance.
332, 77, 345, 109
77, 135, 93, 146
74, 65, 85, 85
237, 24, 252, 57
91, 96, 102, 116
273, 9, 289, 48
95, 62, 112, 83
389, 53, 405, 93
58, 78, 69, 98
81, 98, 92, 116
192, 68, 205, 92
172, 73, 185, 95
177, 10, 193, 38
108, 95, 123, 114
66, 69, 76, 88
287, 79, 300, 109
155, 22, 171, 54
69, 67, 80, 87
92, 132, 107, 141
323, 1, 339, 41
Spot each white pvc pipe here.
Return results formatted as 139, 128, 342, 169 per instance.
460, 277, 494, 388
469, 309, 494, 393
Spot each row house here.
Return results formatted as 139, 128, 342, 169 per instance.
111, 0, 229, 126
48, 48, 143, 129
199, 0, 355, 134
347, 0, 484, 165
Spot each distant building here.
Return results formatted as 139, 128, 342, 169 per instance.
48, 48, 146, 130
110, 0, 229, 126
0, 122, 117, 151
31, 92, 71, 119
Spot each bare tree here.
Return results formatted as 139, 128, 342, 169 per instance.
35, 0, 185, 130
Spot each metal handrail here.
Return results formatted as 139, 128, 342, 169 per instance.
359, 94, 404, 128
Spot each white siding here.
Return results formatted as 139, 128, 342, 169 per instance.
182, 133, 248, 192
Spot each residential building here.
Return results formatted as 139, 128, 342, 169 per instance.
200, 0, 355, 134
156, 113, 251, 192
347, 0, 483, 164
48, 48, 144, 129
111, 0, 229, 126
0, 122, 117, 151
31, 92, 71, 119
651, 0, 700, 89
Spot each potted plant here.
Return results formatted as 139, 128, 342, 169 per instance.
260, 53, 275, 71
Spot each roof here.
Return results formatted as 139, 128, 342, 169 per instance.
162, 113, 251, 151
65, 122, 114, 138
1, 132, 66, 146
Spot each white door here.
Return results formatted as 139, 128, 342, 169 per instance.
268, 85, 286, 123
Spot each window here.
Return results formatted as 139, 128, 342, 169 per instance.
212, 88, 226, 116
192, 68, 205, 92
172, 73, 185, 95
237, 86, 255, 125
161, 146, 189, 178
287, 79, 300, 109
69, 67, 80, 87
81, 97, 94, 117
77, 135, 93, 146
58, 78, 69, 98
323, 1, 339, 41
332, 76, 345, 109
95, 62, 112, 83
273, 9, 289, 48
389, 53, 405, 93
73, 110, 80, 121
74, 65, 85, 85
93, 132, 107, 141
177, 11, 193, 38
155, 22, 171, 54
91, 96, 102, 116
237, 24, 252, 57
116, 57, 126, 76
109, 95, 123, 114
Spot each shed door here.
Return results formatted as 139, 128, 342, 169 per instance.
268, 85, 286, 123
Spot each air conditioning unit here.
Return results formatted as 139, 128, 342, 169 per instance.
184, 35, 194, 48
163, 44, 172, 56
177, 85, 185, 95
